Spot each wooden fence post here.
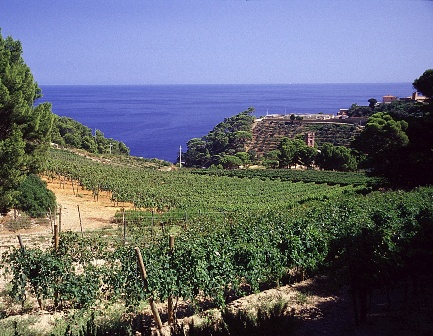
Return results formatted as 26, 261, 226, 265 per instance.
122, 208, 126, 243
168, 235, 175, 324
151, 210, 155, 236
17, 235, 24, 251
58, 205, 62, 233
135, 247, 163, 329
49, 208, 53, 234
77, 205, 83, 237
54, 224, 59, 251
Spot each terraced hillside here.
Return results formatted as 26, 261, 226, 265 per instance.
246, 117, 364, 156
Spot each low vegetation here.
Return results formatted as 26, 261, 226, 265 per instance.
1, 30, 433, 335
2, 148, 433, 334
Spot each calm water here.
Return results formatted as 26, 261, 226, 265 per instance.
39, 83, 412, 162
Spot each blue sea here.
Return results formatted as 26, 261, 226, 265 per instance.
39, 83, 412, 162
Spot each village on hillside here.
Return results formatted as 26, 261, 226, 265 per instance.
257, 91, 427, 123
247, 91, 428, 156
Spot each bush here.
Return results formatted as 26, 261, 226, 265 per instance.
16, 174, 56, 217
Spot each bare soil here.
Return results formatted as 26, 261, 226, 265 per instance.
44, 176, 134, 232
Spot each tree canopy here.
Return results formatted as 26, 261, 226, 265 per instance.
277, 137, 317, 169
316, 143, 357, 172
183, 108, 255, 168
352, 112, 409, 182
413, 69, 433, 99
0, 31, 55, 213
351, 69, 433, 186
51, 116, 130, 155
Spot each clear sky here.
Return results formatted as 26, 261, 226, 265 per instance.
1, 0, 432, 85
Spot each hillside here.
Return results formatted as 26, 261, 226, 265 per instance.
246, 117, 364, 156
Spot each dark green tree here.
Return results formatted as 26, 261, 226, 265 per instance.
297, 144, 317, 168
348, 104, 373, 117
235, 151, 250, 166
183, 138, 210, 167
295, 115, 303, 122
356, 75, 433, 186
316, 143, 357, 171
413, 69, 433, 99
263, 150, 280, 169
183, 108, 255, 168
277, 137, 296, 168
0, 31, 54, 212
219, 154, 243, 169
290, 114, 296, 123
51, 116, 129, 155
368, 98, 377, 109
277, 137, 316, 168
352, 112, 408, 180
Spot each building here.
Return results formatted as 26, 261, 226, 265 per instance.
383, 95, 398, 104
412, 91, 428, 102
304, 132, 315, 147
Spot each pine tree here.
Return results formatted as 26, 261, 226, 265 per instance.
0, 30, 54, 212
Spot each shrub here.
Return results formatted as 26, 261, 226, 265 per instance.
16, 174, 56, 217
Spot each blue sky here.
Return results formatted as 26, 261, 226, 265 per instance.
1, 0, 432, 85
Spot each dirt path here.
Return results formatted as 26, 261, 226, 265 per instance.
0, 177, 132, 238
45, 177, 131, 232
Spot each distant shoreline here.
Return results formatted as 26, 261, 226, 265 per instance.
40, 82, 412, 87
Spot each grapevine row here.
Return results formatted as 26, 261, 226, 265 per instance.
44, 148, 355, 212
3, 187, 433, 315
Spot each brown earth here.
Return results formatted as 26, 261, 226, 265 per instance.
42, 176, 132, 232
0, 177, 132, 239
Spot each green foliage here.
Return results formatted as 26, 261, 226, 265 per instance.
192, 168, 380, 186
183, 137, 210, 167
51, 116, 130, 155
3, 146, 433, 330
352, 112, 408, 178
316, 143, 357, 172
183, 108, 255, 167
413, 68, 433, 99
0, 127, 26, 212
368, 98, 377, 109
16, 174, 56, 217
219, 155, 243, 169
347, 103, 373, 117
263, 150, 280, 169
277, 137, 316, 168
46, 148, 354, 213
0, 31, 54, 212
234, 151, 250, 165
350, 70, 433, 186
3, 186, 433, 328
277, 137, 297, 168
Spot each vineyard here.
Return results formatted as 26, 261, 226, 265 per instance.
44, 149, 357, 213
1, 148, 433, 335
191, 168, 383, 186
247, 118, 362, 156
